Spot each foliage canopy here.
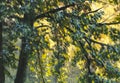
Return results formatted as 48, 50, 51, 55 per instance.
0, 0, 120, 83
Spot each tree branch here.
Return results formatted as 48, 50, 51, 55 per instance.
96, 22, 120, 26
78, 41, 92, 75
65, 13, 120, 26
84, 37, 105, 67
64, 6, 104, 18
83, 36, 111, 47
85, 6, 104, 15
35, 3, 77, 20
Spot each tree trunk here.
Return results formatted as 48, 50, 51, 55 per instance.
0, 22, 5, 83
14, 13, 33, 83
14, 37, 28, 83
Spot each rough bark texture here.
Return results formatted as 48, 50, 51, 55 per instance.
14, 37, 28, 83
0, 22, 5, 83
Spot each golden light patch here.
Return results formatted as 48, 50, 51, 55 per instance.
98, 34, 114, 45
116, 60, 120, 68
42, 54, 47, 59
94, 44, 101, 50
95, 67, 105, 76
49, 39, 56, 48
76, 60, 85, 69
34, 18, 51, 28
65, 36, 72, 42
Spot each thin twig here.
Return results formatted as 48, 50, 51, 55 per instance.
85, 6, 104, 15
96, 22, 120, 26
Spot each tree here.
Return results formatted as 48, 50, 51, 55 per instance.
0, 0, 120, 83
0, 21, 5, 83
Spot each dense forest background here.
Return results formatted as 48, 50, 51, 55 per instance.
0, 0, 120, 83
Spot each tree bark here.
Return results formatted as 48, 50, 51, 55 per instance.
14, 37, 28, 83
0, 22, 5, 83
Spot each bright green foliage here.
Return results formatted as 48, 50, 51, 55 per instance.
0, 0, 120, 83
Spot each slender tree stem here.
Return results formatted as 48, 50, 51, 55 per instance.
79, 41, 92, 83
0, 22, 5, 83
37, 50, 45, 83
14, 37, 28, 83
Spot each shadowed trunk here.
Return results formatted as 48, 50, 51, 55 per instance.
14, 37, 28, 83
0, 22, 5, 83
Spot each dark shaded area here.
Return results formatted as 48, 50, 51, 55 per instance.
0, 22, 5, 83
